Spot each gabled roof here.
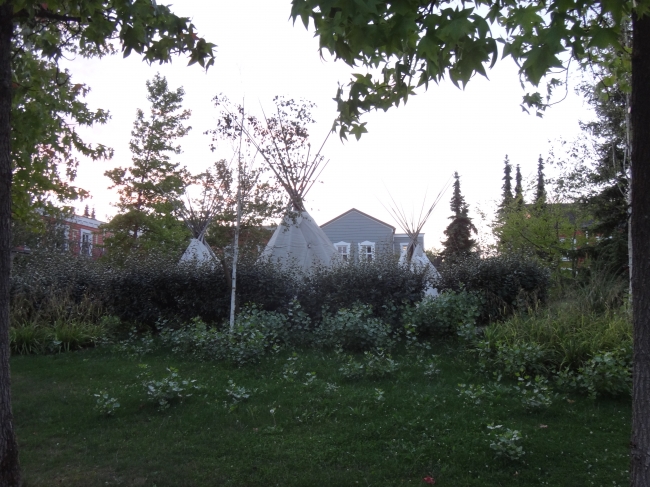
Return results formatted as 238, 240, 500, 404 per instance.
320, 208, 395, 231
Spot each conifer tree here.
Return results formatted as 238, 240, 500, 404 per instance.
104, 74, 192, 254
535, 156, 546, 205
500, 155, 513, 209
441, 172, 477, 258
515, 164, 524, 208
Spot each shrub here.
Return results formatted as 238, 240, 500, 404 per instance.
487, 425, 525, 460
300, 256, 429, 324
11, 249, 427, 329
403, 290, 481, 338
437, 253, 551, 322
159, 307, 283, 366
317, 304, 392, 351
481, 306, 631, 371
555, 347, 632, 398
475, 340, 549, 378
515, 376, 554, 411
141, 366, 199, 410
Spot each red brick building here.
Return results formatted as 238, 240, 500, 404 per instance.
63, 214, 108, 259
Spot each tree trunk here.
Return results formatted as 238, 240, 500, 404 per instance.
630, 12, 650, 487
0, 3, 22, 486
229, 180, 242, 332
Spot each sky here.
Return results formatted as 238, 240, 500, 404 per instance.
62, 0, 595, 250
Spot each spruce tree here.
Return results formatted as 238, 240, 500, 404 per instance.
535, 155, 546, 205
441, 172, 477, 258
104, 74, 191, 254
500, 155, 513, 209
514, 164, 524, 208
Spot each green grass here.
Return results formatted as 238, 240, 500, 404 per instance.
12, 345, 630, 486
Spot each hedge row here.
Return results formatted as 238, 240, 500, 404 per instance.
10, 250, 550, 328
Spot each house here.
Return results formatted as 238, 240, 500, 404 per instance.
64, 214, 108, 259
320, 208, 425, 262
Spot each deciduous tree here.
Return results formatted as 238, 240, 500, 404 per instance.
289, 1, 650, 482
104, 74, 192, 255
0, 3, 214, 484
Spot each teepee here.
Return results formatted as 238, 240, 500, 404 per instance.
386, 182, 451, 298
173, 174, 224, 265
237, 98, 338, 272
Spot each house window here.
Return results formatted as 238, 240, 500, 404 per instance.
80, 230, 93, 256
334, 241, 350, 261
359, 241, 375, 262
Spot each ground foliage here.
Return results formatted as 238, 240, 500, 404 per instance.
11, 344, 631, 486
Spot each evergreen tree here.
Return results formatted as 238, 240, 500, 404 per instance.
441, 172, 477, 258
535, 156, 546, 205
514, 164, 524, 208
104, 74, 192, 254
500, 155, 513, 208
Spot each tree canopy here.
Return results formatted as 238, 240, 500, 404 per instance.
0, 2, 216, 485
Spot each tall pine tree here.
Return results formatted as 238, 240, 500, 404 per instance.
442, 172, 477, 258
500, 155, 513, 209
535, 156, 546, 205
514, 164, 524, 208
104, 74, 192, 254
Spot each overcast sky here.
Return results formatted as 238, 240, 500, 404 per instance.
62, 0, 594, 250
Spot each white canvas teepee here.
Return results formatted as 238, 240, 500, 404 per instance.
261, 211, 338, 271
399, 241, 441, 298
387, 182, 451, 298
172, 181, 222, 266
236, 98, 338, 273
179, 236, 216, 264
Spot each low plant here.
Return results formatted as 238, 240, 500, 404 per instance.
225, 380, 252, 411
487, 424, 525, 461
318, 304, 392, 351
423, 356, 441, 378
482, 306, 631, 370
142, 367, 199, 410
114, 327, 155, 356
339, 348, 399, 380
160, 311, 272, 366
556, 347, 632, 399
516, 376, 553, 411
403, 291, 481, 338
281, 353, 300, 382
457, 383, 491, 405
475, 339, 548, 379
9, 322, 49, 355
94, 390, 120, 417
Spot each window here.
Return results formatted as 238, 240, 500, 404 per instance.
334, 241, 350, 261
358, 241, 375, 262
80, 230, 93, 256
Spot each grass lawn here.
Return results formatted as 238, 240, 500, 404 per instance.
12, 344, 630, 486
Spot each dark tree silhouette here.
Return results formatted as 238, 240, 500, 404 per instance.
500, 155, 513, 209
442, 172, 477, 258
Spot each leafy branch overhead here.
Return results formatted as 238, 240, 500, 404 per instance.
290, 0, 631, 139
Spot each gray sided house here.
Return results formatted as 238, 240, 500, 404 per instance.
320, 208, 424, 262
